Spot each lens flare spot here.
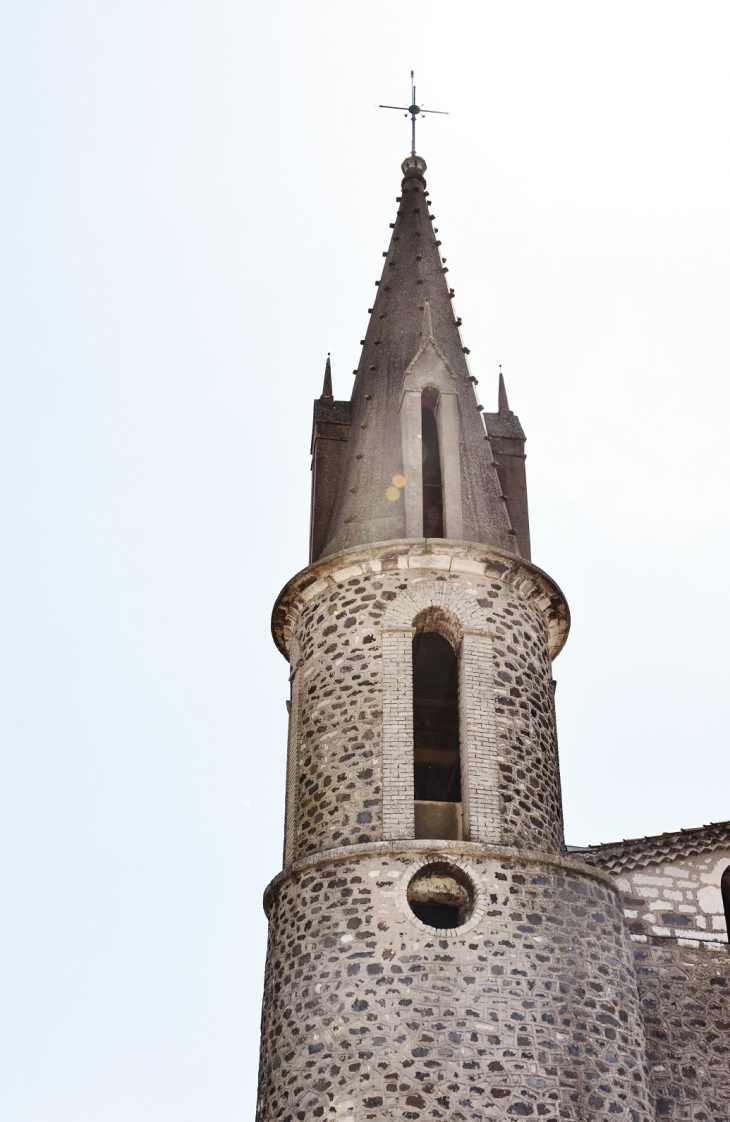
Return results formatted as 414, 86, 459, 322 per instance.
385, 486, 401, 501
392, 475, 405, 489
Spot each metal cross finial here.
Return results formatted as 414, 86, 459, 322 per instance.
379, 71, 448, 156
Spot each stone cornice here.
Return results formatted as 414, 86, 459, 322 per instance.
262, 838, 616, 917
271, 538, 570, 661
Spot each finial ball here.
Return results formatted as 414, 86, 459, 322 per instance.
401, 154, 427, 180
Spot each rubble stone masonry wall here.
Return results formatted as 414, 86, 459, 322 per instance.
633, 942, 729, 1121
261, 540, 730, 1120
614, 854, 730, 1120
614, 853, 730, 948
256, 845, 653, 1121
275, 541, 569, 861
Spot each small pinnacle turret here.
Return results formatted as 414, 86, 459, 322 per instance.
309, 154, 527, 561
498, 367, 510, 412
320, 353, 333, 401
484, 366, 531, 560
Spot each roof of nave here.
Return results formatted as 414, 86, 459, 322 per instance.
571, 820, 730, 873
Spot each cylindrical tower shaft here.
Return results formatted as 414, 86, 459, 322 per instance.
256, 543, 652, 1120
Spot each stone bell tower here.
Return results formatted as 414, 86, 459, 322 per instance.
256, 155, 653, 1121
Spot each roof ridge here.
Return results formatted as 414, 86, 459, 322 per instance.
574, 819, 730, 873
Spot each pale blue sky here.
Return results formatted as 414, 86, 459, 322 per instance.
2, 2, 729, 1118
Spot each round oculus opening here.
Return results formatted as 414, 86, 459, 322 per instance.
406, 862, 475, 931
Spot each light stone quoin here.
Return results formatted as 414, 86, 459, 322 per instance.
381, 626, 415, 839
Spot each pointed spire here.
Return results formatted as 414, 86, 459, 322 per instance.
316, 154, 517, 560
320, 353, 333, 401
498, 365, 510, 412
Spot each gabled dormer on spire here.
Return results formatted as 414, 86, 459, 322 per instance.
309, 154, 520, 561
398, 302, 462, 540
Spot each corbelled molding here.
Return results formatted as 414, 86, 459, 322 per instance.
271, 538, 570, 662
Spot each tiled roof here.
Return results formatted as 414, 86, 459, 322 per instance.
571, 820, 730, 874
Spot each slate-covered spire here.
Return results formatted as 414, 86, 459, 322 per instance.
310, 154, 520, 561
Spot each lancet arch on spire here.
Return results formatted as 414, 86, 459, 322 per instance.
399, 304, 463, 540
421, 387, 444, 537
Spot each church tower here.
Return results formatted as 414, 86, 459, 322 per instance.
256, 154, 653, 1121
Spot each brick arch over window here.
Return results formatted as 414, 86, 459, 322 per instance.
412, 604, 462, 652
381, 581, 500, 843
380, 581, 487, 634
